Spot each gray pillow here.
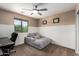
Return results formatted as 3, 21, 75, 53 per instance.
27, 33, 41, 39
34, 33, 41, 39
34, 35, 40, 39
27, 33, 35, 38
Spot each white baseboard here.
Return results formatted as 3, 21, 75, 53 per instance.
51, 41, 75, 50
15, 42, 24, 46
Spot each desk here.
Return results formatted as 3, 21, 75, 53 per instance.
0, 37, 14, 47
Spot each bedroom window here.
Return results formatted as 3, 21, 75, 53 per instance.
14, 18, 28, 32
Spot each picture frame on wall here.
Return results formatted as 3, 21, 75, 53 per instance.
53, 18, 60, 23
42, 20, 47, 25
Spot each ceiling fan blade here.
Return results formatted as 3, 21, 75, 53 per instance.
30, 13, 33, 15
22, 8, 33, 11
38, 12, 42, 15
38, 8, 48, 11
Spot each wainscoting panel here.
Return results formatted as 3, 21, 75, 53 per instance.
38, 25, 75, 49
0, 24, 38, 46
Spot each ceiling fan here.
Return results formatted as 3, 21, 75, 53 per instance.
22, 4, 48, 15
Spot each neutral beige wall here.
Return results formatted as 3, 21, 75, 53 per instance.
38, 10, 76, 27
0, 9, 38, 27
0, 9, 76, 27
77, 4, 79, 10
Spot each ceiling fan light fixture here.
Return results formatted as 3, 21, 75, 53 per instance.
33, 10, 38, 13
23, 4, 47, 16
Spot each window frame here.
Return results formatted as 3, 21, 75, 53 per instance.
14, 17, 29, 32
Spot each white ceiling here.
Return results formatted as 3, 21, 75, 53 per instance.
0, 3, 77, 19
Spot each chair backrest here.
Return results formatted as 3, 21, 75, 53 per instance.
10, 32, 18, 42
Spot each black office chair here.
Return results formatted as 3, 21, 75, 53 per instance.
2, 32, 18, 56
